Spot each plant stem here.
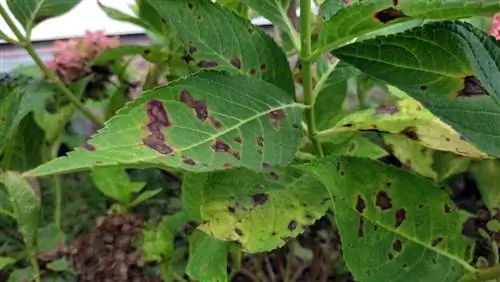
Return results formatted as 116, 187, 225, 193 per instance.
0, 208, 15, 219
460, 264, 500, 282
0, 4, 105, 128
28, 252, 41, 282
300, 0, 323, 157
284, 241, 295, 282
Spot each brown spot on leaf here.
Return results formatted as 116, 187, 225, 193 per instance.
420, 85, 428, 91
358, 217, 364, 237
257, 136, 264, 147
260, 64, 267, 71
288, 220, 297, 231
84, 142, 96, 151
180, 90, 208, 121
374, 7, 407, 23
189, 46, 196, 54
212, 139, 230, 152
252, 193, 268, 205
234, 137, 242, 143
395, 208, 406, 228
143, 135, 174, 155
393, 240, 402, 252
197, 60, 218, 68
270, 172, 279, 180
230, 58, 242, 69
228, 206, 236, 213
388, 253, 394, 260
375, 191, 392, 210
182, 156, 196, 166
401, 127, 419, 141
375, 105, 399, 115
457, 76, 486, 97
343, 123, 353, 127
356, 195, 366, 214
270, 109, 286, 120
431, 237, 444, 247
143, 100, 174, 155
231, 151, 241, 160
261, 162, 271, 170
234, 228, 244, 236
249, 68, 257, 75
208, 116, 223, 129
247, 27, 255, 34
393, 0, 398, 5
444, 204, 454, 213
223, 163, 233, 168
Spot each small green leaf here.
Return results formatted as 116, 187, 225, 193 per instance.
46, 258, 71, 272
130, 188, 161, 207
299, 157, 475, 281
186, 230, 228, 282
0, 257, 16, 270
471, 159, 500, 210
241, 0, 299, 48
199, 168, 330, 253
7, 0, 81, 32
382, 134, 438, 180
8, 267, 34, 282
37, 223, 65, 253
137, 0, 166, 35
91, 167, 146, 205
145, 0, 294, 95
97, 1, 151, 31
333, 21, 500, 157
27, 72, 304, 177
330, 99, 489, 158
317, 0, 500, 53
432, 151, 471, 181
0, 172, 40, 251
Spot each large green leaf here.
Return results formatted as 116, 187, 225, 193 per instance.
198, 168, 330, 253
145, 0, 294, 95
299, 157, 475, 281
241, 0, 299, 49
0, 172, 40, 251
7, 0, 81, 32
0, 89, 21, 156
333, 21, 500, 157
26, 72, 304, 177
316, 0, 500, 55
90, 167, 146, 205
186, 230, 228, 282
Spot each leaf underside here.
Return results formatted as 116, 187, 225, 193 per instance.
27, 72, 303, 177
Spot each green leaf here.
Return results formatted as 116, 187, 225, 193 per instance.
145, 0, 295, 95
471, 159, 500, 210
333, 21, 500, 157
241, 0, 299, 48
432, 151, 471, 181
0, 172, 41, 251
0, 88, 22, 156
129, 188, 161, 207
8, 267, 34, 282
199, 168, 330, 253
330, 99, 489, 158
137, 0, 166, 35
182, 173, 207, 222
97, 1, 151, 31
0, 257, 16, 270
323, 133, 388, 160
37, 223, 66, 253
91, 45, 165, 65
186, 230, 228, 282
46, 258, 71, 272
27, 72, 304, 177
318, 0, 346, 21
299, 157, 475, 281
91, 167, 146, 205
316, 0, 500, 53
382, 134, 438, 180
7, 0, 81, 32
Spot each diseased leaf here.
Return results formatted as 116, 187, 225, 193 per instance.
27, 72, 304, 177
323, 133, 388, 160
186, 230, 228, 282
0, 257, 16, 271
299, 157, 475, 281
0, 172, 40, 251
241, 0, 299, 48
146, 0, 294, 95
382, 134, 438, 180
199, 168, 330, 253
471, 159, 500, 210
331, 99, 489, 158
7, 0, 81, 32
91, 167, 146, 205
316, 0, 500, 53
333, 21, 500, 157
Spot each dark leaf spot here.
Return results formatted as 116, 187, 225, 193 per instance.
393, 0, 399, 5
231, 151, 241, 160
305, 212, 314, 220
252, 193, 268, 205
270, 172, 279, 180
432, 258, 437, 264
189, 46, 197, 54
143, 135, 174, 155
269, 109, 286, 121
420, 85, 428, 91
444, 204, 454, 213
247, 27, 255, 34
388, 253, 394, 260
234, 137, 242, 143
401, 127, 419, 141
375, 191, 392, 210
180, 90, 208, 121
197, 60, 218, 68
143, 100, 174, 155
212, 139, 230, 152
230, 58, 241, 69
386, 181, 392, 188
395, 209, 406, 228
348, 142, 356, 152
84, 142, 96, 151
374, 7, 407, 23
261, 162, 271, 170
288, 220, 297, 231
355, 195, 366, 214
358, 217, 364, 237
197, 15, 202, 21
228, 206, 236, 213
343, 123, 353, 127
375, 105, 399, 115
260, 64, 267, 71
182, 156, 196, 166
234, 228, 244, 236
187, 1, 193, 9
457, 76, 486, 97
257, 136, 264, 147
418, 204, 424, 209
208, 116, 223, 129
223, 163, 233, 168
402, 263, 408, 269
271, 231, 277, 236
292, 123, 299, 129
431, 237, 444, 247
249, 68, 257, 75
366, 270, 372, 277
393, 240, 402, 252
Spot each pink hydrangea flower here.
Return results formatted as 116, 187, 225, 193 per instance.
489, 13, 500, 40
44, 30, 120, 84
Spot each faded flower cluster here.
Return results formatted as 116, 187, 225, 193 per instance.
490, 13, 500, 40
45, 30, 120, 84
